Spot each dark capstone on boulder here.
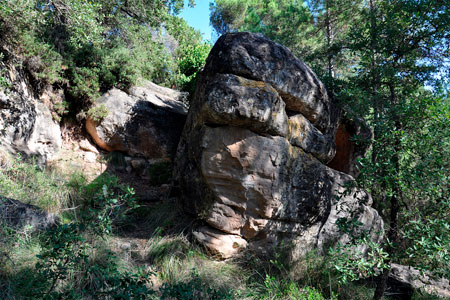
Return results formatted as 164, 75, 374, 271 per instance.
203, 32, 340, 135
173, 32, 383, 262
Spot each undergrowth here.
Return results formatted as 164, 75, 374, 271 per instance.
0, 152, 440, 299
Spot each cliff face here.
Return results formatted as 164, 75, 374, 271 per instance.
173, 32, 383, 261
0, 58, 62, 164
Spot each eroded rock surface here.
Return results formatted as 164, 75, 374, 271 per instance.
0, 196, 58, 230
86, 81, 188, 160
388, 264, 450, 299
203, 32, 340, 135
173, 32, 383, 260
0, 64, 62, 164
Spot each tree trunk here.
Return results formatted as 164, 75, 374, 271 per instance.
373, 83, 402, 300
325, 0, 335, 88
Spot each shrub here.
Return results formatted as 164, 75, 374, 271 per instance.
1, 0, 208, 121
175, 42, 211, 94
87, 103, 109, 122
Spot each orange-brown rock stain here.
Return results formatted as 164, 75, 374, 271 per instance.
327, 124, 354, 174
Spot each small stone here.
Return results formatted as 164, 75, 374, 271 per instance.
193, 226, 247, 259
79, 139, 99, 154
131, 158, 147, 170
118, 241, 131, 250
160, 184, 170, 193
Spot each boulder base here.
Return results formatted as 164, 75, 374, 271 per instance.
388, 264, 450, 299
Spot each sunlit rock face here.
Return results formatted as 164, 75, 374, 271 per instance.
86, 81, 188, 160
0, 64, 62, 164
173, 32, 383, 261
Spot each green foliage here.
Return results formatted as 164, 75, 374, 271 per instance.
76, 172, 139, 235
329, 237, 389, 285
0, 153, 74, 211
52, 100, 69, 122
0, 57, 10, 89
34, 223, 90, 298
164, 15, 211, 93
87, 103, 109, 122
0, 0, 205, 119
0, 74, 9, 89
90, 184, 138, 235
261, 275, 334, 300
0, 155, 154, 299
31, 223, 155, 299
175, 42, 211, 93
402, 198, 450, 279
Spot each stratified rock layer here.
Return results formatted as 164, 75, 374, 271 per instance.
173, 32, 383, 260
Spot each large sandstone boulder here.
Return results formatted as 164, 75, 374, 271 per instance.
86, 81, 188, 160
0, 64, 62, 164
173, 32, 383, 261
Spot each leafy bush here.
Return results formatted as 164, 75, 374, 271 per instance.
175, 42, 211, 93
31, 223, 155, 299
1, 0, 207, 120
329, 237, 389, 285
34, 223, 90, 298
87, 103, 109, 122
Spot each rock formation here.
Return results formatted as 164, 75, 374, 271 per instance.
173, 32, 383, 261
388, 264, 450, 299
86, 81, 188, 161
0, 63, 62, 164
0, 196, 58, 230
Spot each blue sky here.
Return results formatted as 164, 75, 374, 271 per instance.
180, 0, 214, 41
